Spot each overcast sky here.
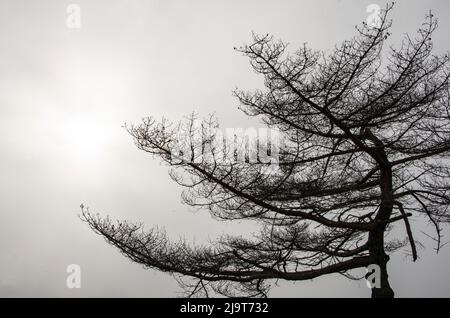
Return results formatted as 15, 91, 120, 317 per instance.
0, 0, 449, 297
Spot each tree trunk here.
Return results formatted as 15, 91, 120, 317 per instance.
369, 228, 395, 298
371, 256, 394, 298
366, 131, 395, 298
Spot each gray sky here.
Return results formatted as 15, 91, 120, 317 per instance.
0, 0, 449, 297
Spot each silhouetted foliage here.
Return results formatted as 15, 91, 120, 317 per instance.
82, 4, 450, 298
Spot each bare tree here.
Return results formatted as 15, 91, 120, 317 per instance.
81, 4, 450, 298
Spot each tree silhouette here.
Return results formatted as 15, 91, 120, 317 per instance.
81, 4, 450, 298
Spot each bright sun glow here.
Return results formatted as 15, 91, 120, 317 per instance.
59, 114, 110, 163
51, 55, 130, 165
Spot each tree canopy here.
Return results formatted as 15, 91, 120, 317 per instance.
82, 4, 450, 298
